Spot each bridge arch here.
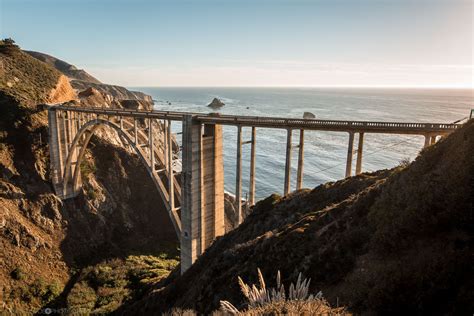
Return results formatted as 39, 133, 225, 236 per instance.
61, 118, 182, 237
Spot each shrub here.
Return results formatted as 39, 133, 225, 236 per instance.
10, 267, 25, 280
1, 38, 17, 46
398, 157, 411, 168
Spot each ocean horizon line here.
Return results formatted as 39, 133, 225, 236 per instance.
127, 85, 474, 90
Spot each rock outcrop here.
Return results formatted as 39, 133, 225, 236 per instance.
207, 97, 225, 108
71, 80, 153, 104
47, 75, 77, 104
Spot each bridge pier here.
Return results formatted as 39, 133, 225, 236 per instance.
356, 132, 364, 175
424, 135, 430, 148
181, 115, 224, 274
296, 129, 305, 190
48, 108, 82, 199
249, 127, 256, 206
424, 134, 439, 148
49, 109, 64, 194
345, 131, 355, 178
236, 126, 243, 223
284, 129, 293, 195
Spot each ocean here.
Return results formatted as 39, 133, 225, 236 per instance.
135, 87, 473, 200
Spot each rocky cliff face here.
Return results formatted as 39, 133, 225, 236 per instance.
1, 41, 177, 314
124, 121, 473, 315
71, 80, 153, 103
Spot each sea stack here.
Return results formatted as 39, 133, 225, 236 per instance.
208, 97, 225, 108
303, 111, 316, 119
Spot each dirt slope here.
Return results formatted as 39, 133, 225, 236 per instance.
125, 121, 473, 315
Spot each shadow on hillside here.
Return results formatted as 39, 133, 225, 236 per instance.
45, 137, 179, 311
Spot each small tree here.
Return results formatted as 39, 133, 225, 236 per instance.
0, 38, 19, 53
3, 38, 16, 46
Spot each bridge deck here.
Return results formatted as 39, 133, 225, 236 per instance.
54, 105, 461, 135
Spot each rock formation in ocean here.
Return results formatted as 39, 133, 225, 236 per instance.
303, 111, 316, 119
207, 97, 225, 108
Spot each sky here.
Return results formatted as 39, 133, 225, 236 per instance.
0, 0, 472, 87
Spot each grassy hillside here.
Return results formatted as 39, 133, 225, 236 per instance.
0, 40, 61, 104
125, 120, 473, 315
25, 50, 102, 84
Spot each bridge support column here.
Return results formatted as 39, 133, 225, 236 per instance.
345, 132, 355, 178
134, 118, 138, 145
430, 135, 437, 145
164, 120, 168, 171
49, 109, 82, 199
181, 115, 224, 274
424, 135, 430, 148
355, 132, 364, 175
296, 129, 304, 190
236, 126, 243, 223
249, 127, 256, 206
284, 129, 293, 195
48, 108, 64, 195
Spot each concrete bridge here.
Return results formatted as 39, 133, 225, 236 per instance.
47, 105, 461, 273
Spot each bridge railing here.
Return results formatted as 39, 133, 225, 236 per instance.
54, 105, 461, 134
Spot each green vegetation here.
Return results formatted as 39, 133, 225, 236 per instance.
80, 158, 99, 199
79, 158, 97, 178
9, 278, 63, 306
0, 38, 61, 104
10, 266, 25, 281
66, 252, 179, 314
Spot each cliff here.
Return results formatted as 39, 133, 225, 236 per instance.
0, 40, 177, 314
26, 50, 153, 104
124, 121, 473, 315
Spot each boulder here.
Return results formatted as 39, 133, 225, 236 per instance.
78, 87, 101, 98
119, 99, 153, 110
207, 97, 225, 108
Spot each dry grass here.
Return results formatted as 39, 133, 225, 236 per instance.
0, 40, 61, 104
219, 268, 347, 315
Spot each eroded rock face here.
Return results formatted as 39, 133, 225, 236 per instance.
47, 75, 77, 104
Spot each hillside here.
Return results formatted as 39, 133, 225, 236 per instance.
26, 50, 153, 103
25, 51, 101, 84
0, 40, 178, 314
124, 120, 473, 315
0, 43, 75, 105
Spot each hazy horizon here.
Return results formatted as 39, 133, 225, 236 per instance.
1, 0, 472, 88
